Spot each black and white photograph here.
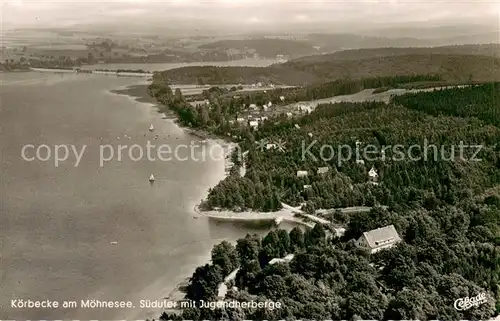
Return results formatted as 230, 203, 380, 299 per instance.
1, 0, 500, 320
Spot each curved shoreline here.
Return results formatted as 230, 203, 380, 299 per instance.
117, 80, 330, 319
192, 203, 315, 229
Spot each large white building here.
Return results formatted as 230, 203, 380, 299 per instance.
357, 225, 401, 254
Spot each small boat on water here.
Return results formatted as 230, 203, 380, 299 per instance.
149, 174, 155, 182
110, 241, 118, 245
274, 217, 283, 226
149, 124, 154, 132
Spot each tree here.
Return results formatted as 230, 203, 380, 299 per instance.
289, 227, 305, 251
185, 264, 223, 301
236, 259, 261, 290
305, 223, 326, 245
344, 291, 388, 320
384, 288, 430, 320
236, 234, 261, 265
257, 275, 287, 300
277, 229, 291, 255
333, 209, 349, 224
211, 241, 238, 275
484, 195, 500, 207
174, 88, 184, 102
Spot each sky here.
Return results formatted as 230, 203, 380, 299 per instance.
2, 0, 499, 32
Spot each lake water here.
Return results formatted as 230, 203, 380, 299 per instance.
0, 71, 295, 319
83, 58, 281, 71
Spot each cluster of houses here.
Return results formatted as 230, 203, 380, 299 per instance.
230, 93, 311, 130
294, 165, 379, 196
296, 102, 313, 114
296, 166, 379, 181
232, 101, 274, 130
276, 54, 288, 62
296, 166, 330, 178
247, 82, 277, 89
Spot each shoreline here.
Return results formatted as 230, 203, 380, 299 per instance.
112, 80, 364, 319
192, 203, 316, 229
111, 83, 227, 142
115, 81, 350, 227
30, 67, 153, 77
114, 80, 351, 319
112, 81, 240, 318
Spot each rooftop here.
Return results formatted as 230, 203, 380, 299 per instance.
361, 225, 401, 249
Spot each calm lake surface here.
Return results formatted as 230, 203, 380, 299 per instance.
83, 58, 281, 71
0, 71, 294, 319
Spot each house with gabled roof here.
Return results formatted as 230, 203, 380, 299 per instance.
368, 166, 378, 178
368, 166, 379, 185
357, 225, 401, 254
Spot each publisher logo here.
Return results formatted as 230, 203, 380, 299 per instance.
454, 292, 488, 311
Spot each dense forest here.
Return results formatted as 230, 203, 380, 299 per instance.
160, 201, 500, 320
150, 66, 500, 319
392, 82, 500, 127
202, 84, 500, 213
148, 79, 500, 214
156, 54, 500, 85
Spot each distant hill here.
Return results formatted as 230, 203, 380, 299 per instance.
292, 44, 500, 62
305, 33, 435, 52
198, 38, 319, 58
281, 54, 500, 83
197, 35, 438, 58
157, 52, 500, 86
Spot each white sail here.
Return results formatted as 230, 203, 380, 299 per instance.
149, 174, 155, 181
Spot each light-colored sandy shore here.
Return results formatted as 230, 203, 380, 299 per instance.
193, 203, 311, 225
